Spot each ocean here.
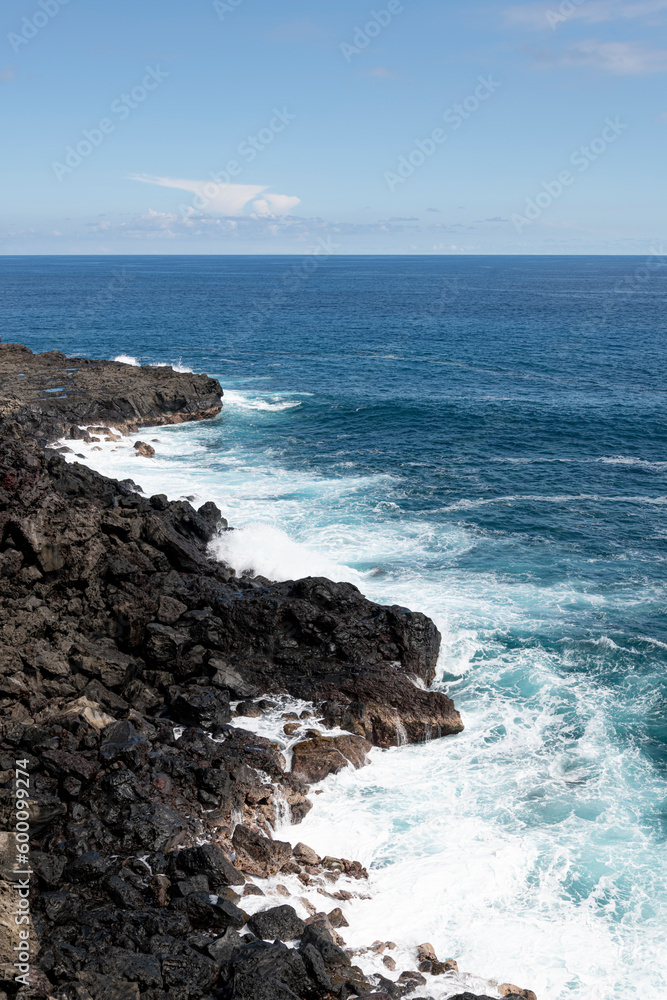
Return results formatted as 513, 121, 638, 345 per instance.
2, 255, 666, 999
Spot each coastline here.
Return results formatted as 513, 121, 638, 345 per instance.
0, 342, 535, 1000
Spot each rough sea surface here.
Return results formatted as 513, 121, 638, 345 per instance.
2, 255, 666, 999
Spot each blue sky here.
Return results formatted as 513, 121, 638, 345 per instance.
2, 0, 666, 253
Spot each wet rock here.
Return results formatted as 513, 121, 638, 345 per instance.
235, 700, 263, 718
232, 825, 292, 878
293, 842, 320, 866
129, 802, 189, 852
209, 659, 259, 699
247, 904, 306, 942
499, 987, 537, 1000
63, 852, 111, 883
99, 720, 147, 769
291, 733, 371, 783
169, 685, 231, 729
300, 923, 351, 968
184, 892, 247, 930
170, 843, 245, 887
134, 441, 155, 458
416, 943, 438, 964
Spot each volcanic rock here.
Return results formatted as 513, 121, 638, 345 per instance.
232, 825, 292, 878
291, 732, 371, 782
247, 904, 306, 942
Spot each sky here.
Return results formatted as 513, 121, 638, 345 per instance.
2, 0, 667, 254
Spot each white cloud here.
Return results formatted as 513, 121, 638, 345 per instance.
505, 0, 667, 28
252, 194, 301, 217
547, 38, 667, 71
130, 174, 299, 216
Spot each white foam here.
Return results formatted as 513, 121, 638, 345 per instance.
224, 389, 307, 412
211, 522, 369, 584
113, 354, 140, 366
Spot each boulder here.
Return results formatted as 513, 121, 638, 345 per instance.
232, 825, 292, 878
133, 441, 155, 458
247, 904, 306, 942
171, 843, 245, 886
291, 733, 371, 783
169, 685, 231, 729
293, 842, 320, 866
63, 851, 111, 883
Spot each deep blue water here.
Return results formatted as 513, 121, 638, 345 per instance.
2, 256, 666, 998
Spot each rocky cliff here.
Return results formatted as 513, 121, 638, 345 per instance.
0, 343, 534, 1000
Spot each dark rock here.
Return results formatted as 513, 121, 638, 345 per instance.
448, 995, 499, 1000
171, 843, 245, 886
207, 926, 244, 964
247, 904, 306, 942
99, 720, 147, 769
184, 891, 247, 930
129, 803, 189, 852
300, 923, 351, 968
63, 852, 111, 883
104, 874, 145, 909
224, 940, 317, 1000
169, 685, 231, 729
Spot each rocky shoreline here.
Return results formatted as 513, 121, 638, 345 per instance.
0, 343, 536, 1000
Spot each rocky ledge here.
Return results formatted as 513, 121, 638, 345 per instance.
0, 344, 535, 1000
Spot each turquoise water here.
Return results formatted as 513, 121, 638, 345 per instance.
2, 255, 666, 997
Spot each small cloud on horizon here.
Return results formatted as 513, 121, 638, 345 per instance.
130, 174, 300, 217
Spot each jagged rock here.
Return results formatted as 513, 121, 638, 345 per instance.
247, 904, 306, 942
169, 685, 231, 729
184, 891, 247, 930
170, 843, 245, 887
232, 826, 292, 878
63, 852, 111, 883
291, 733, 371, 782
300, 923, 351, 967
499, 987, 537, 1000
